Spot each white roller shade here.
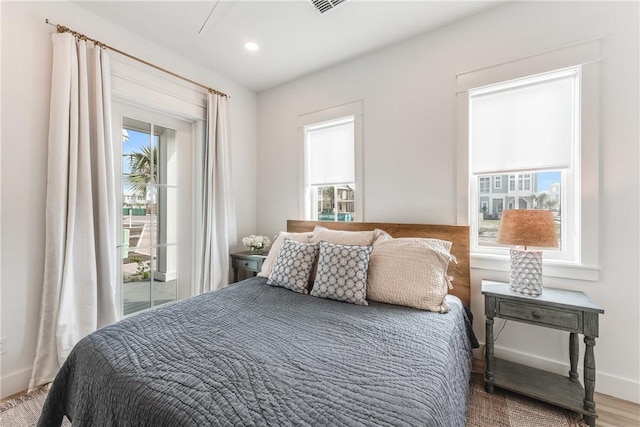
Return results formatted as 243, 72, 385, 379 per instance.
308, 120, 354, 185
470, 69, 578, 175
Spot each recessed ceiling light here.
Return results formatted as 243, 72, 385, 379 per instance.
244, 41, 259, 52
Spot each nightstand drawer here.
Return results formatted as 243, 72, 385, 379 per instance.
499, 301, 581, 331
230, 251, 267, 283
233, 259, 259, 271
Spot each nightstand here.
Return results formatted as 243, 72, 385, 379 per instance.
230, 251, 267, 283
482, 280, 604, 427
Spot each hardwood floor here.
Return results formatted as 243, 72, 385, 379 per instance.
594, 392, 640, 427
472, 358, 640, 426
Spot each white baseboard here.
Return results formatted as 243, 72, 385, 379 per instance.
475, 343, 640, 404
1, 368, 31, 399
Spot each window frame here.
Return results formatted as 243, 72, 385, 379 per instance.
113, 102, 196, 318
468, 68, 580, 264
479, 176, 491, 193
455, 40, 602, 282
494, 176, 502, 190
298, 101, 364, 222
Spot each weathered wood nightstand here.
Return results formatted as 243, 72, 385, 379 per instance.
481, 280, 604, 427
230, 251, 267, 283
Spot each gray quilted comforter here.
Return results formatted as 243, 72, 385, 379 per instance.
39, 277, 476, 426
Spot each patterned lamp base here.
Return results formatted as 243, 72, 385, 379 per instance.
508, 249, 543, 296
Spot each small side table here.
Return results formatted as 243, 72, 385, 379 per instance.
482, 280, 604, 427
230, 251, 267, 283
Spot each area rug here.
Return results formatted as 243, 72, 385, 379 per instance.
1, 374, 587, 426
467, 373, 588, 426
0, 385, 71, 427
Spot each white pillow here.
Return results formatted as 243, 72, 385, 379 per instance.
311, 226, 377, 246
366, 237, 455, 313
258, 231, 313, 278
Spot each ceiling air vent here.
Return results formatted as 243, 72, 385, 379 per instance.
310, 0, 347, 14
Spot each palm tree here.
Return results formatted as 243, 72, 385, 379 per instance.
124, 146, 157, 198
534, 192, 548, 209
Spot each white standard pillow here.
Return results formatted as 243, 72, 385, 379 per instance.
366, 237, 455, 313
258, 231, 313, 278
311, 226, 377, 246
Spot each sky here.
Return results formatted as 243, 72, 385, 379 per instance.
122, 128, 157, 199
536, 171, 561, 192
122, 129, 152, 176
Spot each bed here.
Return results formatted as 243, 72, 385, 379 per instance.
39, 221, 477, 427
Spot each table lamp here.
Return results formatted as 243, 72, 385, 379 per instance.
496, 209, 558, 296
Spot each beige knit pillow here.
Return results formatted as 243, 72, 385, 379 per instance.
367, 237, 455, 313
311, 226, 377, 246
258, 231, 313, 277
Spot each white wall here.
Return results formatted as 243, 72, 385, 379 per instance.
0, 1, 257, 398
257, 1, 639, 402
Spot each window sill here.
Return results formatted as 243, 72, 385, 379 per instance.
470, 253, 600, 282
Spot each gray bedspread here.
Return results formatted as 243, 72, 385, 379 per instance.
39, 277, 476, 426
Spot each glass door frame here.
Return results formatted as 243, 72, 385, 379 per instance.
113, 102, 196, 318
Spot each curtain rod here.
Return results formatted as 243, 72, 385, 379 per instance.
45, 19, 229, 98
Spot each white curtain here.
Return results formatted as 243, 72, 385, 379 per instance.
200, 93, 237, 293
29, 33, 118, 389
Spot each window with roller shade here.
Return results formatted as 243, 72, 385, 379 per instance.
304, 117, 356, 222
469, 67, 580, 262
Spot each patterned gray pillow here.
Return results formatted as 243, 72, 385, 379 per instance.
267, 238, 319, 294
311, 241, 373, 305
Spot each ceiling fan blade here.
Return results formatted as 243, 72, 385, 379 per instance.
198, 0, 221, 35
198, 0, 238, 35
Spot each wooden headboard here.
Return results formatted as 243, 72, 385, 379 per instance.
287, 220, 470, 306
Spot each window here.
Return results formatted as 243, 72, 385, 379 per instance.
456, 39, 600, 280
519, 174, 531, 191
479, 177, 491, 193
469, 67, 580, 262
304, 118, 355, 221
300, 101, 363, 222
494, 176, 502, 190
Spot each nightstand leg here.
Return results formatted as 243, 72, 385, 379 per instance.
583, 336, 597, 426
569, 332, 579, 382
233, 268, 239, 283
485, 316, 494, 393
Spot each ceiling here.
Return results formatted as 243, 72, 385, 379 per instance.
75, 0, 504, 92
